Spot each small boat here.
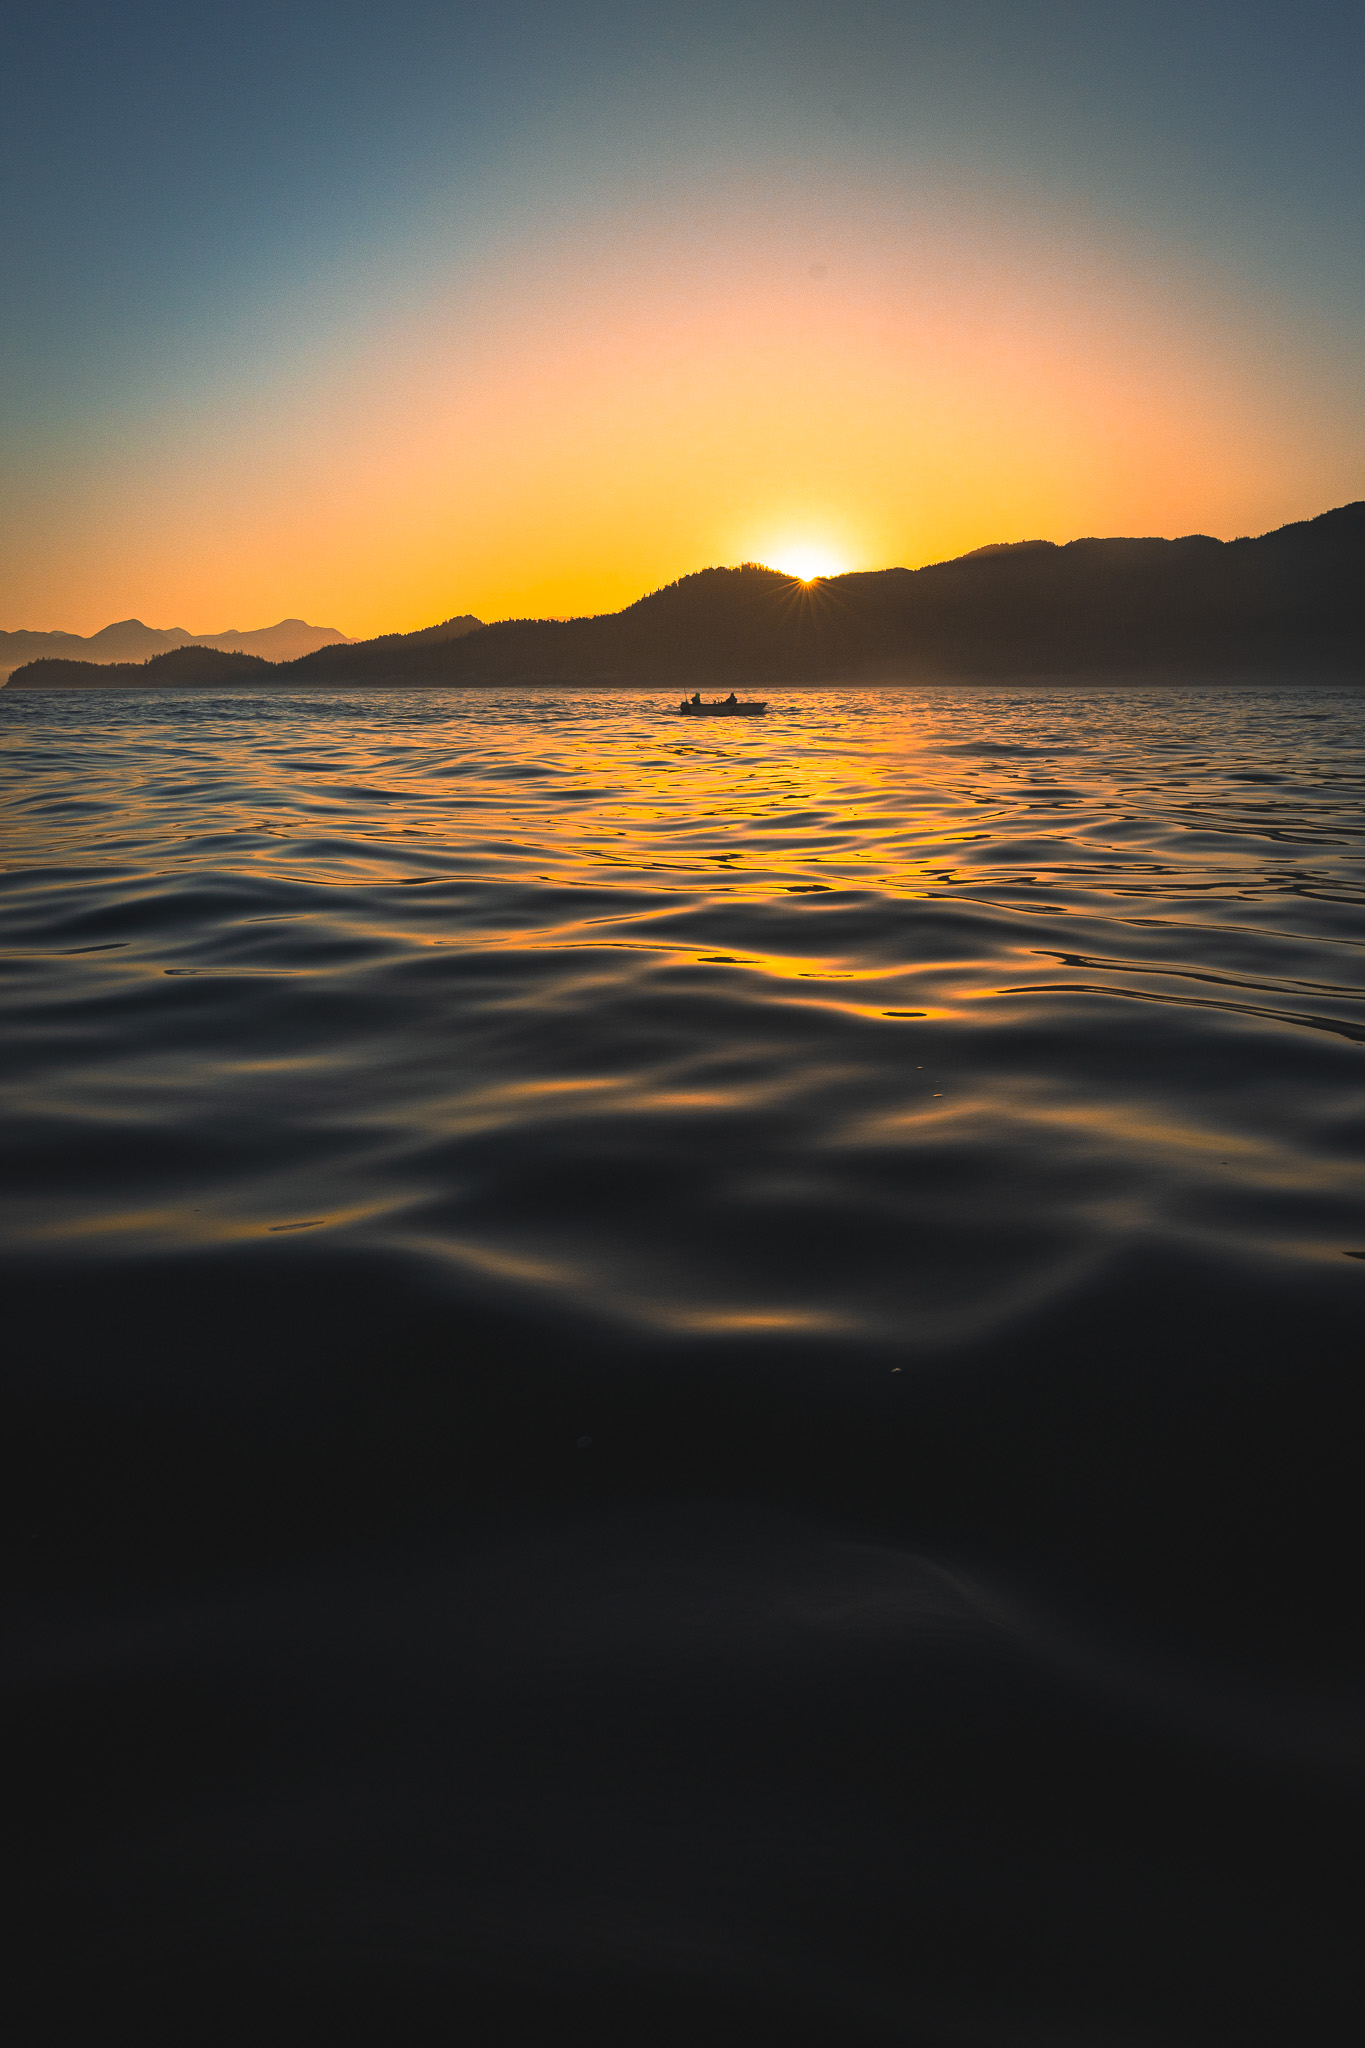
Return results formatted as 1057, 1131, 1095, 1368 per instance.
676, 695, 767, 717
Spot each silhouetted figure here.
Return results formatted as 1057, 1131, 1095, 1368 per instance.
726, 690, 737, 704
691, 691, 701, 705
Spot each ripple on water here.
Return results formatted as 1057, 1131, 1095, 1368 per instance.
4, 683, 1364, 1308
5, 681, 1365, 2039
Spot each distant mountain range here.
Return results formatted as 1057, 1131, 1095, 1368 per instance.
6, 503, 1364, 689
0, 616, 351, 679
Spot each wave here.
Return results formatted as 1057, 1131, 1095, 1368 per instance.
5, 682, 1365, 2040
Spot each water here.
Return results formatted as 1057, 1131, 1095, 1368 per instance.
5, 684, 1364, 2043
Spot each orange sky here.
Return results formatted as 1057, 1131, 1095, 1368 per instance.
3, 179, 1359, 637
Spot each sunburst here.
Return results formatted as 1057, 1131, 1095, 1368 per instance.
768, 542, 847, 583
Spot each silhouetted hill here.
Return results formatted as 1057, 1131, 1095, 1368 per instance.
194, 619, 354, 661
6, 614, 484, 687
1, 619, 192, 673
0, 616, 350, 678
290, 615, 483, 674
281, 502, 1364, 686
8, 507, 1362, 688
11, 647, 276, 688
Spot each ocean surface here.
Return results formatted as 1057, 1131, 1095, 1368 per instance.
5, 683, 1365, 2044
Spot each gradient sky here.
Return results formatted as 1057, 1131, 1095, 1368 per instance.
2, 1, 1362, 636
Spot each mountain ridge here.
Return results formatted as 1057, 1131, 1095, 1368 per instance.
0, 616, 353, 678
7, 506, 1363, 688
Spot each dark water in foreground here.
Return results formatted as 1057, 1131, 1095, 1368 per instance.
5, 684, 1365, 2043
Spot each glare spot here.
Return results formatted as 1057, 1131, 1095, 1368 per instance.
771, 543, 847, 583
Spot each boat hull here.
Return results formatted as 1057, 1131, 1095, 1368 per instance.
676, 702, 767, 717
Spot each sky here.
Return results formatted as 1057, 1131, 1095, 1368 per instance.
1, 0, 1362, 637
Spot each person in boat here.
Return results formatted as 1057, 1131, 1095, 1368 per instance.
725, 691, 737, 704
691, 691, 702, 706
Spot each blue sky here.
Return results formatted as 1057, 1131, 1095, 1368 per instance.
3, 2, 1362, 631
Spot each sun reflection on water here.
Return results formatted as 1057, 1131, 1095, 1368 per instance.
4, 682, 1364, 1335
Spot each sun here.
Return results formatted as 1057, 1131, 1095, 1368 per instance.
768, 542, 846, 583
753, 536, 847, 585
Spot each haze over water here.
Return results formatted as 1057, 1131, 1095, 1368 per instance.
6, 683, 1365, 2041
